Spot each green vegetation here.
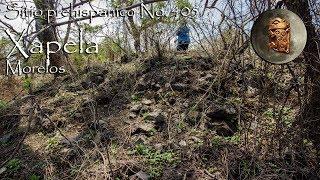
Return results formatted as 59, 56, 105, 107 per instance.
23, 77, 32, 91
263, 107, 294, 128
224, 134, 241, 144
142, 112, 151, 120
131, 94, 141, 102
0, 100, 7, 109
6, 158, 21, 173
131, 144, 179, 177
46, 135, 60, 150
29, 174, 41, 180
212, 134, 241, 147
0, 0, 319, 179
176, 0, 192, 9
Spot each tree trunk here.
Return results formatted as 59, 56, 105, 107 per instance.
34, 0, 66, 69
285, 0, 320, 152
128, 16, 141, 53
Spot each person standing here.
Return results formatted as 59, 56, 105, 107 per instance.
177, 22, 191, 52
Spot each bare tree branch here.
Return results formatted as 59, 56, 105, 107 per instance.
62, 0, 91, 11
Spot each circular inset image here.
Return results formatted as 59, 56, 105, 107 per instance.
251, 9, 307, 64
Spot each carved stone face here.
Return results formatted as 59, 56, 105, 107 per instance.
268, 18, 290, 54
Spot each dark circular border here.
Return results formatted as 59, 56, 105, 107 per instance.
251, 9, 307, 64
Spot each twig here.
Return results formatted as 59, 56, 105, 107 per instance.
105, 142, 114, 179
0, 96, 35, 168
0, 114, 30, 118
37, 104, 73, 146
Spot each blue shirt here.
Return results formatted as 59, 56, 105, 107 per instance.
177, 25, 190, 44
